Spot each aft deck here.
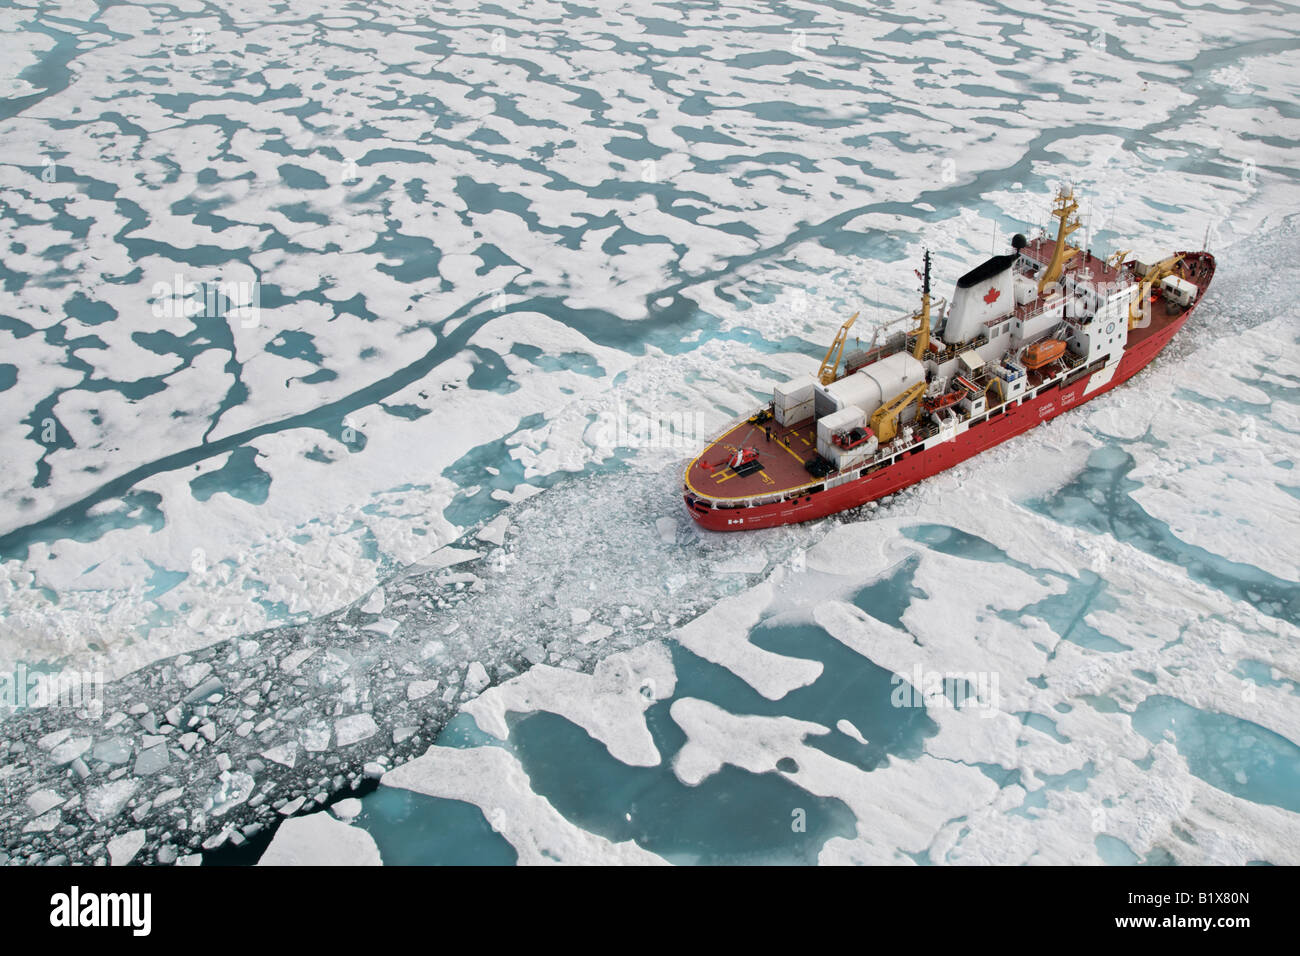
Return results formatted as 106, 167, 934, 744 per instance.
684, 415, 820, 501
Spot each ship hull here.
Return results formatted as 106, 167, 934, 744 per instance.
684, 297, 1195, 532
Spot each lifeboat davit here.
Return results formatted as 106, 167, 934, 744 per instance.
1022, 339, 1067, 369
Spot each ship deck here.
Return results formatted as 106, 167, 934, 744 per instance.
684, 415, 820, 502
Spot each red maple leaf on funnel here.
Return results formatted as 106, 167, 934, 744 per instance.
984, 286, 1001, 305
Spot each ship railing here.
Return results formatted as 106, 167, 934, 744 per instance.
1061, 349, 1086, 370
1014, 296, 1068, 325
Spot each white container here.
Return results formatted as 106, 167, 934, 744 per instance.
775, 397, 814, 426
1161, 275, 1197, 308
816, 406, 866, 462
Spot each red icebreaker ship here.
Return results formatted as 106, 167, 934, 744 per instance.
683, 188, 1215, 531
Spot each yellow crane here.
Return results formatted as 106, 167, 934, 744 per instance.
1128, 254, 1185, 329
818, 311, 859, 385
1038, 187, 1081, 294
869, 381, 927, 444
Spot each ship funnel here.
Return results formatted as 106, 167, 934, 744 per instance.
944, 252, 1016, 344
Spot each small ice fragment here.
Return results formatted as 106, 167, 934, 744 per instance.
134, 744, 171, 776
262, 743, 298, 768
108, 829, 146, 866
406, 680, 438, 701
334, 714, 378, 747
85, 780, 138, 822
23, 809, 61, 833
476, 515, 510, 547
26, 789, 65, 815
465, 661, 490, 695
836, 719, 869, 745
363, 618, 400, 637
180, 662, 213, 689
331, 798, 362, 822
576, 623, 613, 645
360, 589, 385, 614
49, 737, 91, 765
38, 729, 71, 751
280, 647, 318, 673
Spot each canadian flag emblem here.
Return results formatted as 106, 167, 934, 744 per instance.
984, 286, 1001, 305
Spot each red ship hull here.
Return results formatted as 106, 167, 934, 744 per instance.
684, 257, 1209, 532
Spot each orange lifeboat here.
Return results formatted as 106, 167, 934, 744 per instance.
1022, 339, 1066, 369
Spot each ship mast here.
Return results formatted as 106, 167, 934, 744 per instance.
1037, 187, 1081, 293
912, 249, 932, 360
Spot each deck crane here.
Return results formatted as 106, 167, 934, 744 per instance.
818, 311, 859, 385
869, 380, 927, 444
1129, 254, 1185, 329
1038, 187, 1081, 294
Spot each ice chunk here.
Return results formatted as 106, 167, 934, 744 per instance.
180, 662, 212, 688
363, 618, 400, 637
331, 798, 362, 822
26, 789, 65, 816
37, 729, 71, 751
262, 743, 298, 768
184, 676, 224, 704
23, 809, 61, 833
837, 719, 869, 745
575, 623, 612, 645
85, 779, 138, 822
300, 721, 331, 752
108, 829, 146, 866
334, 714, 378, 747
209, 771, 256, 816
464, 661, 490, 695
278, 796, 306, 816
476, 514, 510, 547
134, 744, 171, 776
280, 647, 318, 673
360, 588, 385, 614
258, 812, 382, 866
406, 680, 438, 701
48, 737, 92, 765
